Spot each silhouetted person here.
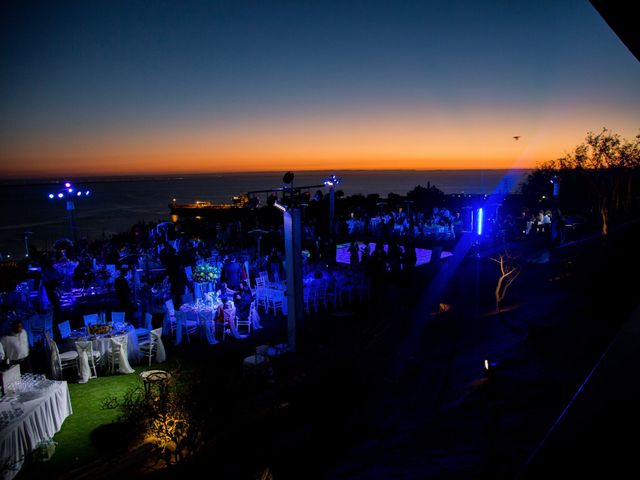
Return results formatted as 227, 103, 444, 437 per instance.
114, 269, 131, 310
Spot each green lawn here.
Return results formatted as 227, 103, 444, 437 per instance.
17, 363, 172, 479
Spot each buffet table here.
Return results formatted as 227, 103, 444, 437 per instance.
0, 376, 72, 479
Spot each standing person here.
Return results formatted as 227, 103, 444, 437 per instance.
223, 256, 243, 290
348, 241, 360, 268
113, 269, 131, 312
268, 248, 283, 282
1, 320, 31, 372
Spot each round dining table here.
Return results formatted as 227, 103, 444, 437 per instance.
64, 323, 140, 366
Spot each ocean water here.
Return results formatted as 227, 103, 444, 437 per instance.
0, 169, 527, 256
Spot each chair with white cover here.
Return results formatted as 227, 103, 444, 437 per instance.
249, 301, 262, 330
108, 336, 135, 374
139, 327, 166, 366
111, 311, 125, 324
83, 314, 100, 328
185, 265, 193, 282
76, 340, 100, 383
57, 320, 72, 340
46, 334, 79, 381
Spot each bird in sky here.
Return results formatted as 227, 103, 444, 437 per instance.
513, 136, 521, 141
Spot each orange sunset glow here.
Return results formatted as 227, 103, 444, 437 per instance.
2, 102, 637, 177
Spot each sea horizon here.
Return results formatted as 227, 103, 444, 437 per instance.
0, 168, 530, 186
0, 169, 529, 256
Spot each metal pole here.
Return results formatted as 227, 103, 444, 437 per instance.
329, 185, 335, 237
66, 199, 77, 243
284, 208, 303, 352
24, 234, 30, 258
551, 177, 561, 245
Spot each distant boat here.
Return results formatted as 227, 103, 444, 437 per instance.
169, 195, 252, 221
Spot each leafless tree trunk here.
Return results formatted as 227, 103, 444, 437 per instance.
491, 252, 520, 313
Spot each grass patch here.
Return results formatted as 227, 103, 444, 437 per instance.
18, 363, 173, 479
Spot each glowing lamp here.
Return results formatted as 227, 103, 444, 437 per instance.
68, 188, 73, 193
48, 194, 54, 199
85, 190, 90, 195
77, 191, 82, 196
484, 359, 489, 371
57, 193, 64, 198
64, 182, 71, 188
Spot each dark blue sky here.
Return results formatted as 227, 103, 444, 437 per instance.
1, 0, 638, 175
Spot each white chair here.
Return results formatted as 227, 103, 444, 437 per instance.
83, 314, 100, 327
30, 312, 53, 346
236, 303, 252, 336
266, 288, 285, 315
57, 320, 72, 340
163, 299, 177, 336
75, 340, 100, 382
136, 312, 154, 344
111, 311, 125, 324
47, 335, 79, 381
174, 311, 198, 344
139, 327, 165, 366
255, 286, 268, 312
185, 265, 193, 282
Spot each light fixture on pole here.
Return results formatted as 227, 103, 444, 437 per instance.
47, 181, 91, 243
23, 231, 33, 258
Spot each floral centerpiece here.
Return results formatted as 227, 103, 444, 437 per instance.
88, 324, 112, 335
192, 263, 221, 283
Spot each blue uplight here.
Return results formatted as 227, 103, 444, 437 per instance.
477, 208, 484, 236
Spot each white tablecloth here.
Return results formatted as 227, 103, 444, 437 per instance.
0, 380, 72, 479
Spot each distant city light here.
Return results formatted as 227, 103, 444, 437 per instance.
57, 193, 64, 198
64, 182, 71, 188
85, 190, 90, 195
48, 194, 54, 199
68, 188, 73, 193
77, 191, 82, 196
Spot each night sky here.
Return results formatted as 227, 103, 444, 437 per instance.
1, 0, 638, 176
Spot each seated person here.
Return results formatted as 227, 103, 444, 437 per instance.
0, 320, 31, 372
217, 282, 236, 303
234, 281, 253, 320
